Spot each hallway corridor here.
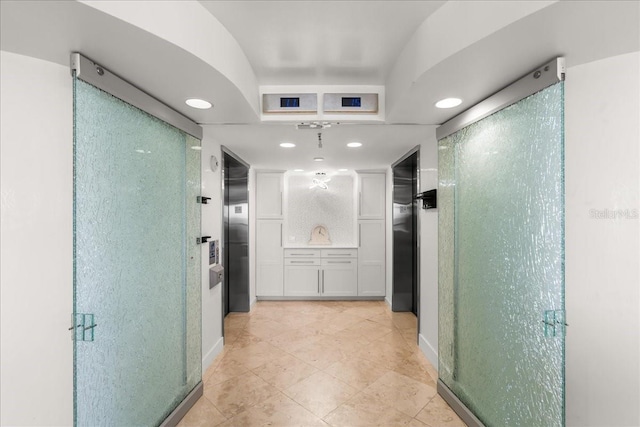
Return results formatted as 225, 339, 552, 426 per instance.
179, 301, 465, 426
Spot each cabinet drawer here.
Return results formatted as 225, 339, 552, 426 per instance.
284, 249, 321, 258
285, 258, 321, 266
321, 249, 357, 258
321, 258, 357, 267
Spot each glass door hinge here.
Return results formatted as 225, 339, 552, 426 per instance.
197, 196, 211, 204
70, 313, 97, 342
543, 309, 568, 337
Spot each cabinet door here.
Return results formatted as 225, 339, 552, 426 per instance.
256, 221, 283, 296
358, 173, 385, 219
322, 259, 357, 296
257, 263, 284, 296
284, 265, 320, 296
358, 221, 385, 296
256, 172, 283, 218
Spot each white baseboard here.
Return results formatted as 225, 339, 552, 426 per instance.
250, 297, 257, 309
419, 333, 438, 370
202, 336, 224, 373
384, 297, 392, 308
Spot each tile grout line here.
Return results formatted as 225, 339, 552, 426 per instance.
195, 301, 459, 427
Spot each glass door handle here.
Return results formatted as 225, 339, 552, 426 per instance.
543, 310, 567, 337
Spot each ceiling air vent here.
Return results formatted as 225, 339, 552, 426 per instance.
262, 93, 317, 114
324, 93, 378, 114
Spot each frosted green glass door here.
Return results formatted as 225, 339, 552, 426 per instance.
73, 78, 201, 426
439, 83, 564, 426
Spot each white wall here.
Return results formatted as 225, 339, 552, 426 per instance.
200, 128, 224, 370
0, 51, 73, 426
418, 130, 439, 368
565, 51, 640, 427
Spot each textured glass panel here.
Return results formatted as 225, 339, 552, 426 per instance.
286, 173, 356, 246
74, 78, 201, 426
439, 83, 564, 426
185, 134, 202, 389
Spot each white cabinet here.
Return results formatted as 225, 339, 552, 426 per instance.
358, 173, 385, 219
256, 220, 284, 296
283, 249, 357, 297
322, 258, 357, 296
256, 172, 285, 297
284, 259, 321, 296
357, 172, 386, 296
256, 172, 283, 219
358, 221, 385, 296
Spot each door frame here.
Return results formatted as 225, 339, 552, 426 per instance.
220, 146, 250, 326
391, 146, 421, 334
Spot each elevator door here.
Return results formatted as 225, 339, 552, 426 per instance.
392, 152, 418, 313
223, 152, 250, 314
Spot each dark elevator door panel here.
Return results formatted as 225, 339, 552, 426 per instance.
392, 153, 418, 313
223, 153, 250, 314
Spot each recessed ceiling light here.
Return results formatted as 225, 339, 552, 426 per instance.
338, 169, 348, 172
314, 157, 324, 162
185, 98, 212, 109
347, 142, 362, 148
435, 98, 462, 109
279, 142, 296, 148
294, 169, 304, 172
190, 146, 202, 151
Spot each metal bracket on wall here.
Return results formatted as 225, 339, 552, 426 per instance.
415, 189, 437, 209
196, 236, 211, 244
197, 196, 211, 204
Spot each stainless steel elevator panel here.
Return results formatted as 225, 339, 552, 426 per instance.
392, 152, 418, 313
223, 152, 250, 314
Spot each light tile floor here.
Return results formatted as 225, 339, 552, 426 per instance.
179, 300, 466, 427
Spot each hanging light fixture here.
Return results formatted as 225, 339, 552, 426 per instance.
309, 172, 330, 190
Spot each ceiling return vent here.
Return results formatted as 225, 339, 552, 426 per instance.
323, 93, 378, 114
262, 93, 318, 114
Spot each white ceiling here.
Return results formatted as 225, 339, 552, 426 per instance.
208, 124, 432, 171
199, 0, 638, 169
1, 1, 638, 171
200, 1, 444, 85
